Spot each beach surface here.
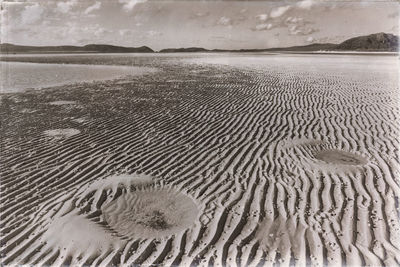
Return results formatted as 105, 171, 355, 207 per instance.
1, 53, 399, 266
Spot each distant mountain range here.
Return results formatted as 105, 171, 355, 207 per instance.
159, 33, 399, 53
1, 33, 398, 54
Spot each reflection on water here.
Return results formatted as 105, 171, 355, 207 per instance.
1, 61, 155, 93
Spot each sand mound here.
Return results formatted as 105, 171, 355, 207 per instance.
44, 128, 81, 138
41, 212, 120, 255
279, 137, 370, 172
314, 149, 368, 166
102, 189, 198, 239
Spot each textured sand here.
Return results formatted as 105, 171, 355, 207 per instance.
314, 149, 368, 166
0, 54, 399, 266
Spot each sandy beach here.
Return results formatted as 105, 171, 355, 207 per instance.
1, 53, 399, 266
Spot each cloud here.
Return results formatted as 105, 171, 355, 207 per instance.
307, 36, 314, 42
297, 0, 314, 10
256, 14, 268, 22
217, 16, 231, 26
285, 17, 305, 24
254, 23, 273, 31
56, 0, 78, 14
289, 25, 318, 35
284, 16, 318, 35
119, 0, 147, 12
84, 2, 101, 15
270, 6, 291, 18
20, 3, 44, 24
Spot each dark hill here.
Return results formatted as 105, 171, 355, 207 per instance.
335, 32, 399, 51
82, 44, 153, 53
264, 43, 337, 52
0, 43, 154, 54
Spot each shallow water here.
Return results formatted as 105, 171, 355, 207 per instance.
0, 61, 155, 93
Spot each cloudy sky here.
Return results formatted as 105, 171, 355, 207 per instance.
1, 0, 399, 50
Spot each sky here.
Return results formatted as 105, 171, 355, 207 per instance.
1, 0, 399, 51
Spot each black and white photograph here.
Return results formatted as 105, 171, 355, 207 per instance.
0, 0, 399, 266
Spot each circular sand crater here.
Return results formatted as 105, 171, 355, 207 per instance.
314, 149, 367, 166
102, 189, 198, 239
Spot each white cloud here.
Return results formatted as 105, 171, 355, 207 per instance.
21, 3, 44, 24
56, 0, 78, 14
286, 17, 304, 24
217, 16, 231, 26
256, 14, 268, 22
289, 25, 318, 36
84, 2, 101, 15
119, 0, 147, 12
255, 23, 272, 31
270, 6, 291, 18
307, 36, 314, 42
297, 0, 314, 10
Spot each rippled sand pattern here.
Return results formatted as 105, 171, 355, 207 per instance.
1, 54, 399, 266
